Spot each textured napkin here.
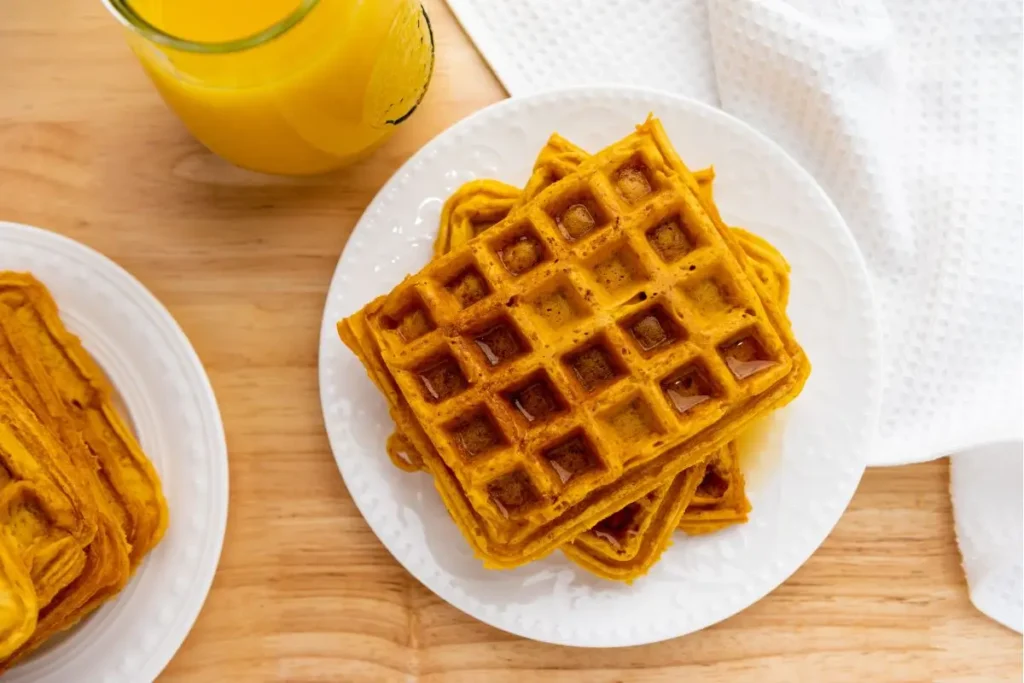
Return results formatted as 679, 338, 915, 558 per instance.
952, 443, 1023, 633
446, 0, 1023, 631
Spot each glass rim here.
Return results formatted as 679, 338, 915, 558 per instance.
101, 0, 319, 54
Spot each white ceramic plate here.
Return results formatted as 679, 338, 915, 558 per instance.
319, 87, 882, 647
0, 222, 228, 682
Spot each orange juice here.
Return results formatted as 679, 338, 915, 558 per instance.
106, 0, 434, 174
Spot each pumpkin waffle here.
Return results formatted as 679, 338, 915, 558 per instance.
432, 180, 519, 258
346, 300, 773, 582
340, 117, 810, 569
365, 134, 791, 580
433, 137, 788, 313
560, 460, 706, 581
679, 441, 751, 535
517, 134, 591, 207
431, 145, 786, 578
0, 532, 36, 660
0, 273, 167, 668
0, 273, 167, 571
344, 304, 712, 581
722, 228, 789, 311
0, 385, 94, 607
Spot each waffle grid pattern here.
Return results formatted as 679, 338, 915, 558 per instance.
353, 120, 805, 563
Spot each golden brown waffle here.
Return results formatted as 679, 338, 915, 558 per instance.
0, 385, 94, 605
433, 180, 519, 258
0, 384, 125, 666
343, 305, 712, 582
340, 117, 810, 568
434, 138, 788, 314
517, 134, 591, 207
345, 268, 772, 580
0, 273, 167, 570
560, 460, 706, 581
0, 532, 36, 660
370, 134, 791, 580
0, 273, 167, 668
0, 382, 128, 665
679, 441, 751, 535
723, 228, 789, 311
0, 481, 85, 611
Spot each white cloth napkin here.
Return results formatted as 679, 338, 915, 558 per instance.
446, 0, 1023, 631
952, 443, 1023, 633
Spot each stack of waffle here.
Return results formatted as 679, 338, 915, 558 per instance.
340, 117, 808, 582
0, 273, 168, 666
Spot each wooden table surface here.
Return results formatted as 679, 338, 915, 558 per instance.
2, 1, 1021, 681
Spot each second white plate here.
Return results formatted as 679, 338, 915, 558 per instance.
319, 86, 881, 647
0, 222, 228, 682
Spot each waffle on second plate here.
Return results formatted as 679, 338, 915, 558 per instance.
0, 272, 168, 668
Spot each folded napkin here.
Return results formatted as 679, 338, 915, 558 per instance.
446, 0, 1023, 631
952, 443, 1023, 633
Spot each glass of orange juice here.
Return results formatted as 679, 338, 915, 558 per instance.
102, 0, 435, 175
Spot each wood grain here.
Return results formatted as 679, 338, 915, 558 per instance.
0, 1, 1020, 681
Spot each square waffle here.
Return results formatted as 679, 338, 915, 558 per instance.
0, 273, 166, 666
426, 138, 787, 578
356, 132, 792, 579
433, 180, 519, 258
560, 460, 706, 581
679, 441, 751, 535
508, 138, 783, 559
341, 117, 809, 568
0, 384, 92, 608
516, 134, 592, 207
343, 303, 714, 581
434, 136, 788, 307
0, 532, 36, 659
0, 274, 167, 571
346, 306, 771, 581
